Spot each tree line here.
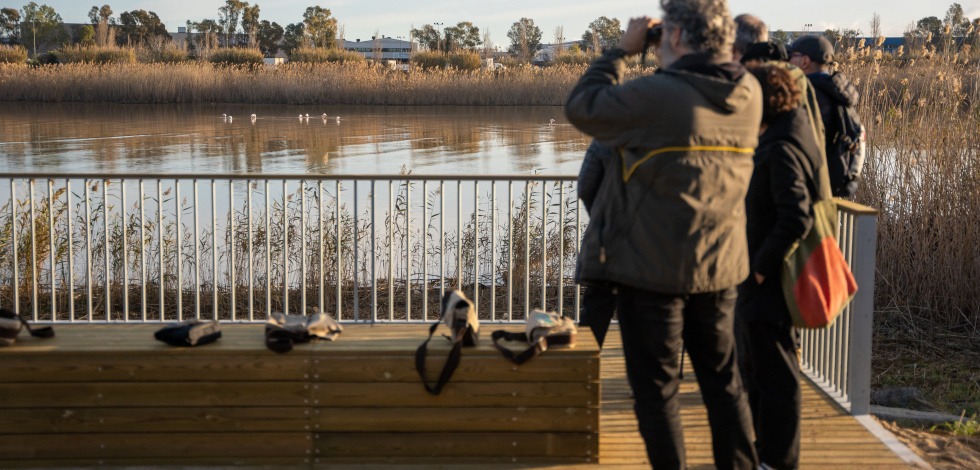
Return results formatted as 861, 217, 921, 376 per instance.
7, 2, 970, 63
766, 3, 975, 53
0, 2, 628, 63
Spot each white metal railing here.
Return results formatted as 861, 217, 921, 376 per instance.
0, 173, 877, 415
799, 199, 878, 415
0, 173, 583, 324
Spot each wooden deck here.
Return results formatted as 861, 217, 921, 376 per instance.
0, 323, 915, 469
323, 327, 916, 470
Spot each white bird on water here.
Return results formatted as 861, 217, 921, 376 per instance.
321, 113, 328, 119
336, 116, 341, 124
227, 115, 233, 123
549, 119, 556, 126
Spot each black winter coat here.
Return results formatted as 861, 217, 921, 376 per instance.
809, 71, 860, 194
577, 141, 616, 214
737, 107, 821, 324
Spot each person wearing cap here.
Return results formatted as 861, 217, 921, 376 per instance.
735, 16, 826, 160
788, 35, 860, 195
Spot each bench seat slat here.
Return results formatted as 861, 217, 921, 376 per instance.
0, 432, 311, 459
314, 432, 598, 459
0, 355, 598, 383
0, 382, 311, 408
312, 382, 599, 408
312, 407, 596, 432
0, 355, 308, 382
0, 407, 311, 433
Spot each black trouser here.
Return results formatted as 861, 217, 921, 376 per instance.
616, 285, 757, 470
579, 286, 616, 348
742, 321, 802, 470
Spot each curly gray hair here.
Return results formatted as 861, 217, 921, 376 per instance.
660, 0, 735, 54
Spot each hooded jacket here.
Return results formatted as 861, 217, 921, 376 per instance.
737, 107, 821, 323
565, 50, 763, 294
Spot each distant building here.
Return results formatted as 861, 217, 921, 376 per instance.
536, 41, 581, 63
342, 36, 413, 62
857, 37, 904, 54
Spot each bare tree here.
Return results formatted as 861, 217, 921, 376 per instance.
482, 28, 492, 58
554, 26, 565, 54
869, 12, 881, 43
95, 16, 115, 47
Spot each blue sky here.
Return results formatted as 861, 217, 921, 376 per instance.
13, 0, 980, 46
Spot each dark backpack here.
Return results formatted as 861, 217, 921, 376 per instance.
827, 102, 866, 197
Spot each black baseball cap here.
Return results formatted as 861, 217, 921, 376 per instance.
788, 35, 834, 64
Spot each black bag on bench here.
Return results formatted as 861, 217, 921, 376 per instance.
0, 308, 54, 346
492, 310, 576, 365
416, 289, 479, 395
154, 320, 222, 347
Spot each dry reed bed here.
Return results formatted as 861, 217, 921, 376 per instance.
0, 62, 654, 105
845, 59, 980, 328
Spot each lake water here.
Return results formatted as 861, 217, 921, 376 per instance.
0, 102, 591, 176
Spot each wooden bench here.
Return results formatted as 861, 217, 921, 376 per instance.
0, 324, 600, 467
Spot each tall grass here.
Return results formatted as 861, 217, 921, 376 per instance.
290, 47, 365, 64
0, 61, 651, 105
52, 45, 136, 65
207, 47, 265, 67
0, 44, 28, 64
411, 51, 483, 71
842, 56, 980, 329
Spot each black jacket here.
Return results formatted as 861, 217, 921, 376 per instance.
809, 72, 859, 192
577, 141, 616, 214
737, 107, 821, 323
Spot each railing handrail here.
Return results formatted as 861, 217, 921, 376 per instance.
0, 172, 578, 182
834, 198, 879, 216
799, 197, 876, 416
0, 174, 878, 417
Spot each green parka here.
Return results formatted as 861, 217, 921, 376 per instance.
566, 49, 763, 294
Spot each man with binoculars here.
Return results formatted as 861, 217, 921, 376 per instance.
565, 0, 761, 468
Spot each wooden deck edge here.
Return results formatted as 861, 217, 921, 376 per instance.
800, 369, 930, 469
852, 415, 933, 469
799, 367, 852, 413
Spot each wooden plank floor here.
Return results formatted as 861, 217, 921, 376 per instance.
0, 324, 914, 469
320, 325, 914, 470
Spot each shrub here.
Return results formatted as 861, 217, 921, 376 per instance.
0, 44, 28, 64
553, 51, 598, 66
139, 44, 190, 64
208, 47, 264, 66
53, 45, 135, 64
445, 51, 482, 71
290, 47, 365, 64
78, 25, 95, 46
411, 51, 446, 70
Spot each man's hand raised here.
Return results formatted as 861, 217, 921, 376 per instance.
618, 17, 661, 56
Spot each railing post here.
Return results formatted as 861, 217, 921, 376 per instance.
847, 212, 876, 415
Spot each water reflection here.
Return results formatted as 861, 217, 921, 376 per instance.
0, 102, 591, 175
